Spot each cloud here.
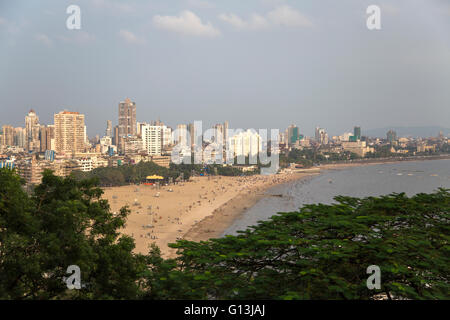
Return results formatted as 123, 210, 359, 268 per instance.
219, 5, 313, 30
267, 5, 313, 27
0, 17, 21, 34
118, 30, 145, 44
153, 11, 220, 37
35, 33, 52, 46
218, 13, 269, 30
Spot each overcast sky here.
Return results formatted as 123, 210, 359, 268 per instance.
0, 0, 449, 137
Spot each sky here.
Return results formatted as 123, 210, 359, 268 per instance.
0, 0, 449, 137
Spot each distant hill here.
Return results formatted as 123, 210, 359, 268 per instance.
363, 126, 450, 138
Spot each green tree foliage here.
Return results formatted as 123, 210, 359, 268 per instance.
0, 169, 147, 299
1, 168, 448, 300
71, 161, 191, 187
146, 190, 450, 300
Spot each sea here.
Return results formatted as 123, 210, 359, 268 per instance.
223, 159, 450, 236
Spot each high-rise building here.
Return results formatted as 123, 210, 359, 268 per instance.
287, 124, 300, 146
141, 124, 163, 156
229, 129, 262, 158
1, 125, 14, 147
187, 123, 195, 148
224, 121, 229, 145
54, 111, 86, 155
106, 120, 112, 137
25, 109, 40, 151
162, 126, 172, 147
354, 126, 361, 140
387, 129, 397, 143
118, 98, 137, 137
176, 124, 188, 147
39, 126, 47, 152
31, 125, 41, 151
113, 125, 119, 146
39, 125, 55, 152
213, 123, 224, 145
14, 127, 27, 148
315, 127, 328, 145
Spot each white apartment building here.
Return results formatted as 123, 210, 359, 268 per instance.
229, 129, 262, 158
176, 124, 188, 147
162, 126, 173, 147
141, 124, 163, 156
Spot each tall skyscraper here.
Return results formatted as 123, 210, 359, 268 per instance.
14, 127, 26, 148
176, 124, 188, 147
354, 126, 361, 140
54, 111, 86, 155
118, 98, 137, 137
106, 120, 112, 137
187, 123, 197, 149
39, 126, 47, 152
1, 125, 14, 147
39, 125, 55, 152
113, 125, 119, 146
25, 109, 39, 151
315, 127, 328, 145
162, 126, 173, 147
213, 123, 224, 144
287, 124, 300, 146
223, 121, 229, 145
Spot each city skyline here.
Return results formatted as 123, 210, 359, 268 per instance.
1, 0, 450, 136
1, 103, 450, 140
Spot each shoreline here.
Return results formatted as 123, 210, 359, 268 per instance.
102, 156, 450, 258
181, 172, 311, 247
181, 156, 450, 249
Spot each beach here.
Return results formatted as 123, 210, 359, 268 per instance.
102, 171, 312, 257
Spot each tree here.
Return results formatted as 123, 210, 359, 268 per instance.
0, 169, 147, 299
71, 161, 191, 187
145, 189, 450, 300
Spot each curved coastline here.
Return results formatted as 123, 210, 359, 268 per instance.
182, 156, 450, 251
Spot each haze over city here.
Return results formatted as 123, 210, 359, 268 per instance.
1, 0, 450, 137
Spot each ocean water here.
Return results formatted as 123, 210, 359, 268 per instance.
223, 159, 450, 236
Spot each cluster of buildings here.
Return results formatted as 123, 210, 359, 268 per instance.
0, 98, 263, 185
1, 98, 448, 185
278, 125, 373, 157
278, 124, 449, 160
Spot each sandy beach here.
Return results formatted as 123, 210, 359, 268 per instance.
102, 172, 312, 257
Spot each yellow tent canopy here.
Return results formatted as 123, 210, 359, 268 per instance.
146, 175, 164, 180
